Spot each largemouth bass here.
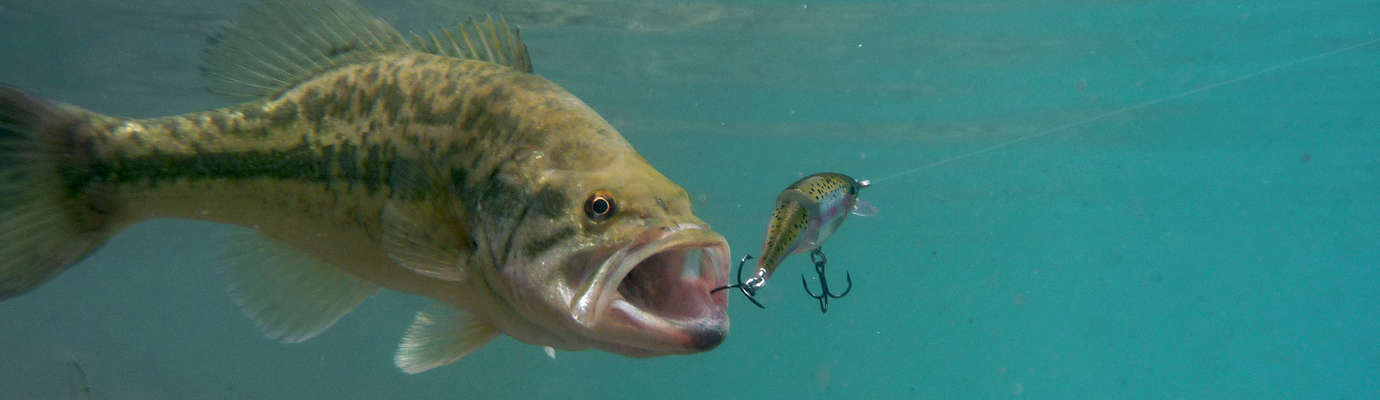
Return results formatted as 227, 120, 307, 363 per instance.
0, 0, 731, 373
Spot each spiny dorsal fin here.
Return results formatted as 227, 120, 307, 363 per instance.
222, 231, 379, 343
202, 0, 410, 97
409, 16, 533, 73
395, 303, 499, 374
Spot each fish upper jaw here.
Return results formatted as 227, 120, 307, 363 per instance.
570, 223, 732, 355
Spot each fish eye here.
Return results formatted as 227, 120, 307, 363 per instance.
584, 190, 617, 221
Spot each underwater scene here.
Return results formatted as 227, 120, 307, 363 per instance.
1, 0, 1377, 398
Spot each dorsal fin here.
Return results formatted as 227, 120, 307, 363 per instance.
202, 0, 410, 97
409, 16, 534, 73
204, 0, 536, 97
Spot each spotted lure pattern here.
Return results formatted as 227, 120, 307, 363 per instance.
714, 172, 876, 308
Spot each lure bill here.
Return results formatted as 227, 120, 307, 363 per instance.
713, 172, 877, 310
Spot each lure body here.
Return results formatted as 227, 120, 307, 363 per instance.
735, 173, 877, 295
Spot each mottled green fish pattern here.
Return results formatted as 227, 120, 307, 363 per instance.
0, 0, 732, 374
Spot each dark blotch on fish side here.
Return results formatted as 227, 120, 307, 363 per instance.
300, 88, 328, 128
522, 226, 573, 259
326, 86, 352, 120
377, 83, 407, 124
529, 187, 567, 218
361, 144, 385, 194
447, 166, 468, 193
477, 167, 522, 219
335, 144, 360, 190
267, 102, 299, 128
209, 114, 232, 134
413, 96, 464, 126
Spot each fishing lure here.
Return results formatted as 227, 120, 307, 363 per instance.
713, 172, 877, 312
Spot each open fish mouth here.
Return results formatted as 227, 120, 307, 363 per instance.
572, 224, 731, 355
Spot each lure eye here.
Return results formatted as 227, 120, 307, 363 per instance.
584, 190, 617, 221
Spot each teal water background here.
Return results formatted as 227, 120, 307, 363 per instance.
2, 0, 1377, 398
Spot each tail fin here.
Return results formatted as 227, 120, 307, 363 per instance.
0, 86, 115, 300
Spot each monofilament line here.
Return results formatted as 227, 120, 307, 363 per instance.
873, 36, 1380, 184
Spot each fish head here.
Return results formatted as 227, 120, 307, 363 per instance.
475, 120, 731, 357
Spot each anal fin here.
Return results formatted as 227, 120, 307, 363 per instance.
395, 303, 499, 374
222, 232, 379, 343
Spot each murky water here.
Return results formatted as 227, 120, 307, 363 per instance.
2, 0, 1376, 398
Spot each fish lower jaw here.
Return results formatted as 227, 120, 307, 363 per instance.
591, 239, 731, 355
598, 297, 728, 356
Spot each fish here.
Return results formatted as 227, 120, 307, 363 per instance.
0, 0, 732, 373
714, 172, 876, 307
759, 173, 876, 275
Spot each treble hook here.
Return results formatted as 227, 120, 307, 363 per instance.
710, 254, 767, 309
801, 248, 851, 313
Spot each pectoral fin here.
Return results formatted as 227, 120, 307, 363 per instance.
381, 200, 469, 282
381, 157, 474, 281
222, 232, 379, 343
395, 304, 499, 374
851, 198, 879, 217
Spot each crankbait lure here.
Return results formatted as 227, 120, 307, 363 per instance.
713, 172, 877, 312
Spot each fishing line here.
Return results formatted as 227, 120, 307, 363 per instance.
871, 36, 1380, 184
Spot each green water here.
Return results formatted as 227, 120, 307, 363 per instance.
2, 0, 1377, 398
